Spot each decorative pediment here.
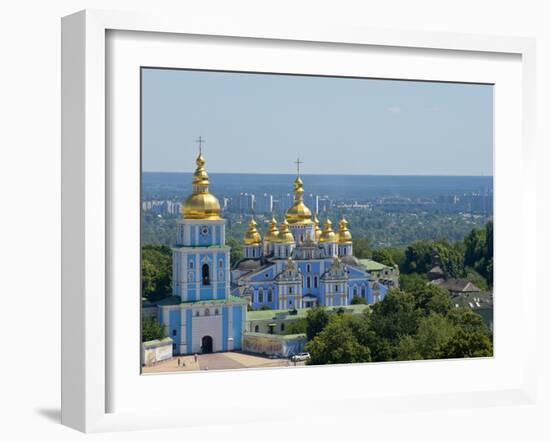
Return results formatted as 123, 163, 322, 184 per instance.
321, 257, 348, 281
275, 258, 302, 282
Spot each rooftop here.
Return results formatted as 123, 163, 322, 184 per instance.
155, 295, 247, 307
358, 259, 389, 271
246, 304, 369, 321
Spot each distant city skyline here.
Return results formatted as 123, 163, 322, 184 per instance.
142, 68, 494, 176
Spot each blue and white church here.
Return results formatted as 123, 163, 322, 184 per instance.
232, 161, 389, 310
157, 148, 247, 355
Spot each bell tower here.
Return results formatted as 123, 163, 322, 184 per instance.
172, 138, 230, 301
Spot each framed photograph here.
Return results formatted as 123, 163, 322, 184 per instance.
61, 9, 537, 432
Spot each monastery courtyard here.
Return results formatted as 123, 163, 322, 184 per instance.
142, 351, 306, 374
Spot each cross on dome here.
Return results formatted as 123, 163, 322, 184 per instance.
196, 136, 205, 154
294, 157, 303, 176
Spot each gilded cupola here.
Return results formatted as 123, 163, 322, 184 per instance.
319, 218, 337, 243
314, 215, 322, 241
338, 217, 353, 244
265, 215, 280, 242
286, 159, 313, 225
277, 219, 295, 243
182, 150, 221, 220
244, 218, 262, 245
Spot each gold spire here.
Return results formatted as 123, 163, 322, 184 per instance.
338, 217, 353, 244
319, 218, 337, 243
265, 215, 280, 241
286, 158, 313, 225
314, 215, 322, 241
243, 218, 262, 245
182, 143, 222, 220
277, 218, 295, 243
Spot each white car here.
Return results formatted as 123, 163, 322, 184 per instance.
291, 352, 311, 362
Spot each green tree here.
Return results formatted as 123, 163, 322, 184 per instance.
305, 307, 330, 340
372, 248, 396, 267
226, 238, 243, 267
395, 335, 421, 361
399, 273, 428, 294
353, 238, 372, 259
403, 240, 435, 274
410, 284, 452, 317
414, 313, 455, 359
142, 318, 166, 342
369, 289, 421, 342
306, 316, 371, 365
439, 308, 493, 358
141, 244, 172, 302
282, 318, 307, 335
351, 294, 366, 305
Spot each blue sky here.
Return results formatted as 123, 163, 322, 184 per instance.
142, 68, 493, 176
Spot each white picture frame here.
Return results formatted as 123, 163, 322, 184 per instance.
61, 9, 537, 433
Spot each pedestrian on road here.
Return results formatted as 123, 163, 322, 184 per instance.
194, 353, 198, 363
177, 358, 181, 367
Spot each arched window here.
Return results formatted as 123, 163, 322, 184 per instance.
335, 284, 339, 293
254, 325, 259, 333
281, 323, 285, 332
189, 261, 194, 269
258, 288, 264, 303
267, 288, 273, 303
202, 263, 210, 285
288, 286, 293, 294
307, 264, 311, 272
219, 259, 223, 268
353, 286, 358, 296
307, 276, 311, 289
314, 276, 318, 288
361, 285, 366, 297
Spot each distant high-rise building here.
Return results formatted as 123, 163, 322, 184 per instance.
304, 193, 319, 214
239, 192, 255, 214
255, 193, 273, 213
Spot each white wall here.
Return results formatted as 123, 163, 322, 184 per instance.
0, 1, 548, 441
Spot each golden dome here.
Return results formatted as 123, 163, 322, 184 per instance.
182, 151, 221, 220
314, 215, 322, 241
338, 217, 353, 244
244, 218, 262, 245
286, 176, 314, 225
265, 216, 280, 241
319, 218, 337, 243
277, 219, 295, 243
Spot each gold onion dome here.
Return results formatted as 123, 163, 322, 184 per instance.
182, 151, 221, 220
319, 218, 337, 243
244, 218, 262, 245
265, 216, 280, 241
286, 176, 313, 225
277, 219, 295, 243
314, 215, 323, 241
338, 217, 353, 244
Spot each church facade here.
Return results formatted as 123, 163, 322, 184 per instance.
157, 150, 247, 355
231, 166, 388, 310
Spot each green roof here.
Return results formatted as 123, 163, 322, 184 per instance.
359, 259, 389, 271
246, 304, 369, 321
156, 295, 247, 307
244, 332, 306, 340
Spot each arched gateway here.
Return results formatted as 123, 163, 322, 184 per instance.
201, 335, 213, 353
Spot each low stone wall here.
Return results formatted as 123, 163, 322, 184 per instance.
242, 332, 306, 358
141, 337, 173, 366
